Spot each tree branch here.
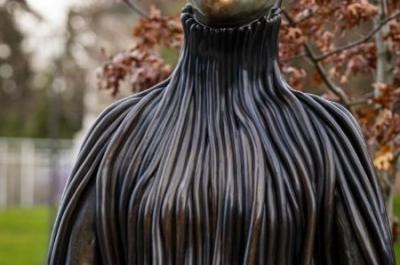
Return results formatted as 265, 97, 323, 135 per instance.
305, 44, 352, 108
282, 10, 352, 109
348, 91, 374, 106
122, 0, 149, 17
281, 52, 307, 63
316, 11, 400, 61
294, 9, 316, 24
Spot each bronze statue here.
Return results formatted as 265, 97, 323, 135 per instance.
190, 0, 277, 25
48, 0, 395, 264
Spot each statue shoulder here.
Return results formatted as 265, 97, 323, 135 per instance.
295, 92, 395, 264
80, 83, 166, 152
48, 84, 166, 265
294, 92, 362, 137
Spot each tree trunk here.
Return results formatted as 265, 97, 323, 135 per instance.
373, 0, 397, 224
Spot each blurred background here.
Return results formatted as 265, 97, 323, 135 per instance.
0, 0, 399, 264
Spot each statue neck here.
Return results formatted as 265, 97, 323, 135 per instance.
176, 5, 282, 79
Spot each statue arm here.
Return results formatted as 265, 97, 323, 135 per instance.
333, 193, 367, 265
329, 102, 395, 265
47, 96, 137, 265
64, 184, 98, 265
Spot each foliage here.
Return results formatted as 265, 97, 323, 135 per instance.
0, 4, 34, 137
97, 6, 182, 95
97, 0, 400, 208
0, 2, 84, 139
276, 1, 400, 192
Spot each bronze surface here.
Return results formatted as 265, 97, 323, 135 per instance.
48, 4, 395, 265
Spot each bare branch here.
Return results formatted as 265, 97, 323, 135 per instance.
304, 44, 352, 108
348, 97, 374, 106
294, 9, 316, 24
122, 0, 149, 17
282, 10, 352, 109
316, 11, 400, 61
281, 52, 307, 63
8, 0, 44, 20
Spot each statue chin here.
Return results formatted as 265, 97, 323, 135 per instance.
189, 0, 276, 26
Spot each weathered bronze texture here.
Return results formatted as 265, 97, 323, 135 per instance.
48, 3, 395, 265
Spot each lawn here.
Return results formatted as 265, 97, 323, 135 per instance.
1, 202, 400, 265
393, 197, 400, 263
0, 208, 50, 265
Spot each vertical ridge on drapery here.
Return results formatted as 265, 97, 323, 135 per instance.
48, 4, 394, 265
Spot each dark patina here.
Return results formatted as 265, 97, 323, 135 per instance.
48, 1, 394, 264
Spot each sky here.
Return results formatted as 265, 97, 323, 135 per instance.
27, 0, 76, 26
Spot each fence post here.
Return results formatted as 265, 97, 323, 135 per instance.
0, 141, 8, 208
20, 140, 35, 207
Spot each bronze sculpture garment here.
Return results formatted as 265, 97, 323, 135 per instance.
48, 5, 395, 265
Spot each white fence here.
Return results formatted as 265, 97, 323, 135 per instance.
0, 138, 74, 208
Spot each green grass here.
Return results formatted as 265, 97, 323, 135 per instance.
394, 197, 400, 263
0, 208, 50, 265
1, 202, 400, 264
